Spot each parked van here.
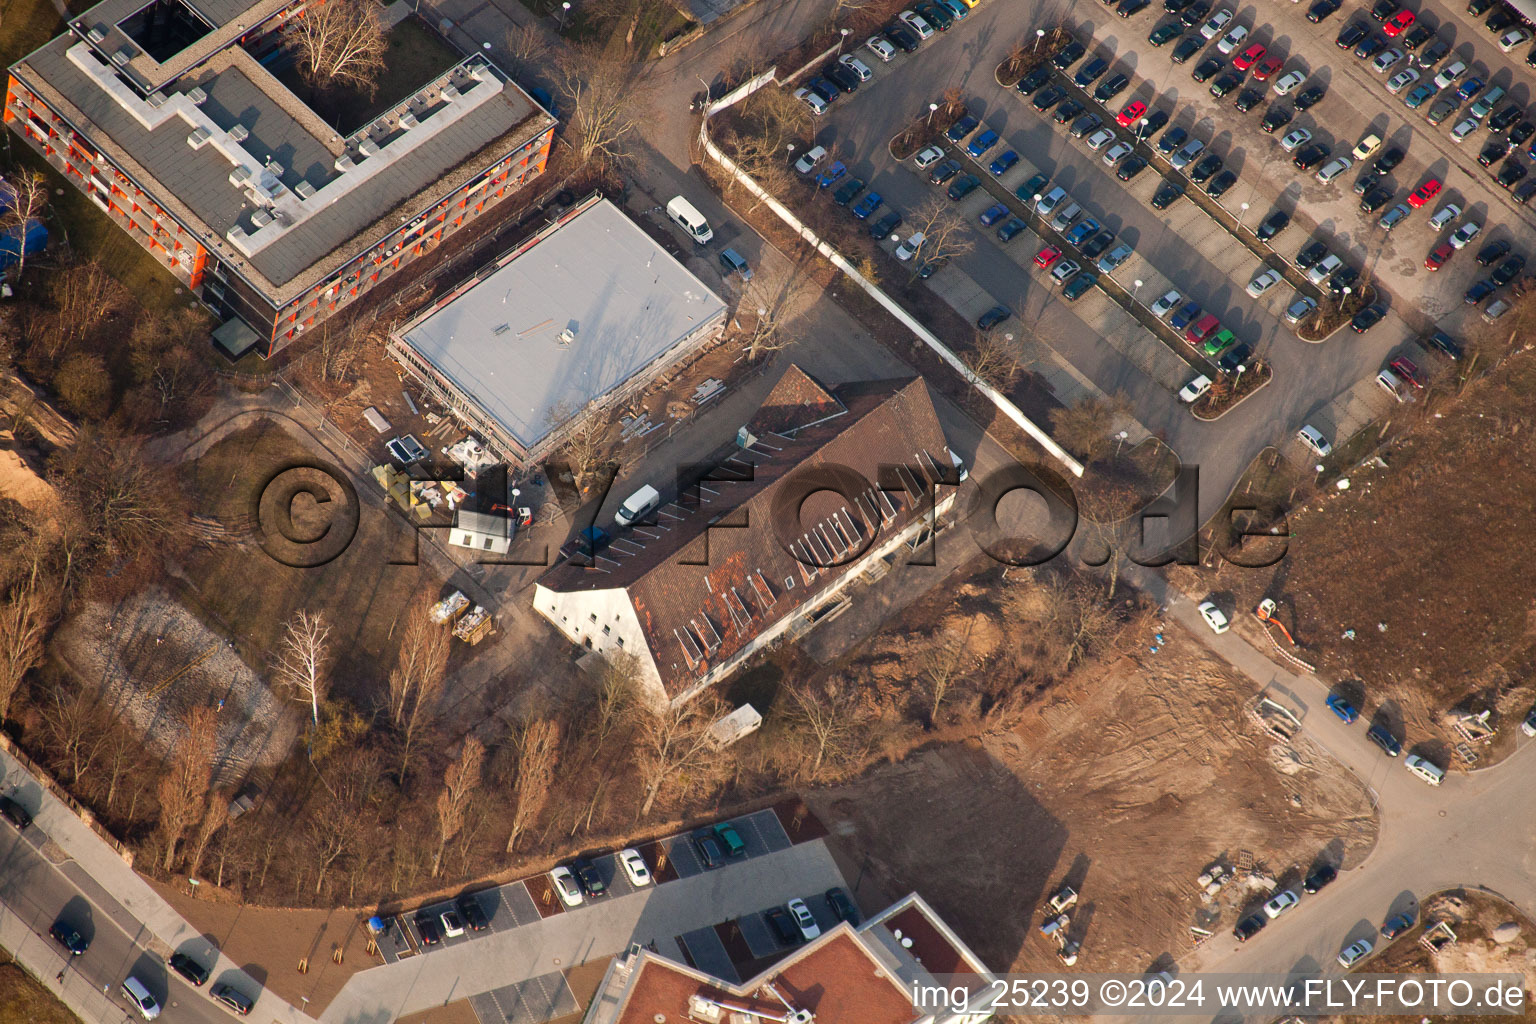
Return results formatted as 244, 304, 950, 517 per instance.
1404, 754, 1444, 786
614, 484, 662, 528
666, 196, 714, 244
122, 976, 161, 1021
717, 247, 752, 281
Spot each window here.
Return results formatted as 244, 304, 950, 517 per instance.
602, 625, 610, 635
483, 537, 494, 550
589, 613, 597, 623
616, 637, 624, 648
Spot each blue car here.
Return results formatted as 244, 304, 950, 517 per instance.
966, 128, 1000, 158
989, 150, 1020, 176
1457, 77, 1485, 102
1403, 82, 1435, 109
937, 0, 968, 18
815, 161, 846, 189
1325, 694, 1359, 724
946, 114, 979, 142
997, 217, 1027, 242
979, 202, 1008, 226
1065, 217, 1101, 248
1169, 301, 1202, 331
852, 191, 884, 219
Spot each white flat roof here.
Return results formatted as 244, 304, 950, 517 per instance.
398, 198, 726, 450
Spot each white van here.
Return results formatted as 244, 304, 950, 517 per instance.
122, 976, 161, 1020
614, 484, 661, 528
1404, 754, 1444, 786
666, 196, 713, 244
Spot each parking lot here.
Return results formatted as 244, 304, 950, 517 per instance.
779, 0, 1536, 509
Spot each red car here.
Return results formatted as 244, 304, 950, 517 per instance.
1383, 10, 1415, 36
1408, 178, 1442, 208
1425, 241, 1454, 270
1185, 313, 1220, 346
1116, 100, 1146, 127
1233, 43, 1267, 72
1034, 245, 1061, 269
1252, 56, 1284, 81
1390, 356, 1424, 388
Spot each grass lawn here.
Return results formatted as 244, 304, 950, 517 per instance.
0, 955, 78, 1024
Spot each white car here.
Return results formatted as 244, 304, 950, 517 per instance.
1280, 128, 1312, 152
1449, 221, 1481, 249
1297, 424, 1332, 457
1433, 60, 1468, 90
793, 144, 827, 175
1201, 8, 1233, 40
1351, 133, 1381, 160
1197, 600, 1230, 634
1102, 141, 1134, 165
839, 54, 873, 81
1178, 374, 1212, 403
1085, 127, 1116, 151
1499, 26, 1533, 52
1151, 289, 1182, 318
1405, 753, 1444, 785
1426, 203, 1461, 231
913, 144, 945, 169
619, 848, 651, 887
1247, 268, 1283, 297
1216, 23, 1248, 55
865, 35, 897, 62
1263, 890, 1299, 919
1385, 68, 1420, 94
1307, 253, 1343, 285
1338, 938, 1374, 968
1272, 69, 1306, 95
1315, 156, 1352, 184
793, 87, 828, 116
551, 866, 583, 907
441, 910, 466, 937
1519, 707, 1536, 738
787, 897, 822, 941
894, 231, 925, 261
1371, 48, 1405, 74
1449, 118, 1478, 143
898, 10, 934, 38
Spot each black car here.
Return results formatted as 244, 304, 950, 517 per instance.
1094, 73, 1131, 101
572, 857, 606, 897
1032, 86, 1066, 112
1017, 172, 1049, 200
1062, 271, 1100, 300
456, 895, 490, 932
1052, 100, 1084, 125
1489, 106, 1523, 133
976, 305, 1009, 330
1491, 253, 1527, 286
1297, 240, 1329, 269
945, 113, 978, 142
1476, 239, 1511, 265
1261, 105, 1294, 132
1192, 57, 1224, 83
1371, 147, 1405, 175
1427, 330, 1463, 359
1218, 342, 1253, 373
832, 177, 865, 206
1480, 140, 1511, 167
1074, 56, 1110, 87
1527, 43, 1536, 68
1165, 0, 1196, 10
765, 907, 800, 945
1118, 155, 1150, 180
1082, 230, 1117, 260
1189, 153, 1223, 183
170, 952, 210, 985
1180, 1, 1212, 27
869, 210, 902, 239
1234, 914, 1267, 942
1171, 34, 1204, 63
1307, 0, 1342, 22
1053, 40, 1087, 69
1295, 85, 1326, 111
928, 159, 960, 185
1512, 122, 1536, 145
1329, 265, 1359, 295
1470, 0, 1495, 18
1149, 21, 1184, 45
1486, 7, 1519, 32
1017, 66, 1052, 95
1402, 24, 1433, 50
883, 23, 921, 52
1369, 0, 1399, 19
1117, 0, 1151, 16
1465, 278, 1498, 304
1151, 181, 1185, 209
1350, 304, 1386, 332
212, 984, 254, 1016
820, 62, 860, 94
1206, 169, 1237, 197
1366, 723, 1403, 757
997, 217, 1027, 242
946, 174, 979, 201
1381, 913, 1415, 939
1360, 185, 1394, 213
1234, 88, 1264, 112
416, 914, 442, 946
1516, 178, 1536, 204
0, 796, 30, 830
1293, 143, 1330, 170
826, 886, 861, 924
1071, 113, 1104, 138
50, 920, 89, 956
1304, 865, 1339, 893
914, 0, 952, 29
1137, 109, 1170, 138
806, 77, 839, 104
1337, 22, 1369, 49
1355, 34, 1386, 60
1158, 126, 1189, 154
1353, 171, 1376, 196
1256, 210, 1289, 241
693, 832, 724, 867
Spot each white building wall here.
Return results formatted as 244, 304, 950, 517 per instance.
533, 584, 668, 708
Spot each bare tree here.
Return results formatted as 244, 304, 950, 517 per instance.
506, 718, 560, 853
919, 628, 972, 727
738, 272, 809, 362
40, 686, 107, 784
1049, 393, 1132, 464
47, 261, 116, 357
274, 610, 331, 730
503, 23, 544, 77
547, 401, 615, 497
50, 433, 182, 581
635, 696, 720, 817
433, 736, 484, 877
0, 171, 48, 282
585, 654, 637, 759
553, 42, 641, 164
289, 0, 388, 96
779, 680, 866, 781
0, 581, 49, 722
388, 599, 450, 780
905, 196, 976, 281
157, 706, 218, 871
185, 791, 229, 881
964, 329, 1022, 391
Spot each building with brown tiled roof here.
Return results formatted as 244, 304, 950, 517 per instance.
583, 893, 996, 1024
533, 365, 964, 708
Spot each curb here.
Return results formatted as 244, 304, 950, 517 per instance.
1298, 285, 1379, 344
1192, 370, 1273, 421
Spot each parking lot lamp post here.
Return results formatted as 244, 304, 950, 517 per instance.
1239, 202, 1249, 229
1341, 286, 1351, 312
838, 27, 850, 54
1132, 279, 1143, 306
1034, 28, 1045, 54
928, 102, 939, 125
559, 1, 570, 30
1234, 363, 1246, 390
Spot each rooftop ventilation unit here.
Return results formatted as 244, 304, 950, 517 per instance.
264, 159, 284, 179
466, 60, 488, 80
187, 86, 207, 105
294, 180, 316, 200
250, 208, 274, 228
228, 165, 252, 186
186, 126, 211, 149
440, 84, 459, 102
226, 224, 246, 244
357, 137, 380, 157
398, 111, 419, 130
86, 26, 105, 43
146, 91, 167, 108
334, 154, 356, 173
227, 124, 248, 142
111, 49, 132, 66
557, 327, 575, 347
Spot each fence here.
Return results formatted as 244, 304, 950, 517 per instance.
0, 733, 134, 865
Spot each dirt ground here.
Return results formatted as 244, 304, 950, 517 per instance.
0, 442, 55, 513
0, 954, 77, 1024
808, 622, 1377, 975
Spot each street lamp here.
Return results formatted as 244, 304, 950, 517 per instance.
1034, 27, 1045, 53
1239, 201, 1249, 228
559, 1, 570, 30
927, 101, 939, 125
838, 27, 851, 54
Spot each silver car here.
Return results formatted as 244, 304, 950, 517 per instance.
1151, 289, 1182, 318
1171, 138, 1205, 170
1247, 268, 1283, 297
1378, 203, 1411, 231
1283, 295, 1317, 324
1096, 243, 1134, 273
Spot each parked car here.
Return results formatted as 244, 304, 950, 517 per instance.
550, 866, 583, 906
1366, 723, 1403, 756
212, 984, 254, 1016
976, 305, 1009, 330
765, 906, 800, 945
50, 920, 89, 956
826, 887, 861, 924
1233, 914, 1267, 941
1263, 890, 1300, 919
1178, 374, 1213, 403
1304, 864, 1339, 892
169, 952, 210, 986
692, 831, 725, 868
1381, 913, 1415, 939
1197, 600, 1230, 634
787, 897, 822, 941
1338, 938, 1374, 968
1297, 425, 1333, 458
0, 796, 32, 830
1151, 289, 1182, 318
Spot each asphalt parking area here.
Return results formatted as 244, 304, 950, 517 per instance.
468, 971, 579, 1024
